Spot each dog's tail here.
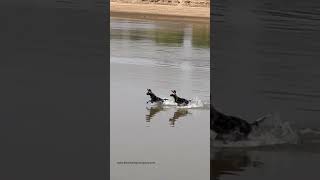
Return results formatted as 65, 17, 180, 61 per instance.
251, 114, 272, 127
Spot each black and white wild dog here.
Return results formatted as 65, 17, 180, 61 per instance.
146, 89, 168, 104
170, 90, 191, 106
211, 97, 269, 141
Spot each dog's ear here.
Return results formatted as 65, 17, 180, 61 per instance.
171, 90, 176, 94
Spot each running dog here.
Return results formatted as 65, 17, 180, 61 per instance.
211, 102, 269, 141
146, 89, 168, 104
170, 90, 191, 106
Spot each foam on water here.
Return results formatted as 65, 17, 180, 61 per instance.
299, 128, 320, 135
211, 113, 301, 148
148, 96, 209, 109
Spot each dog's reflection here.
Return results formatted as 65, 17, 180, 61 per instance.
145, 106, 165, 126
211, 150, 263, 180
169, 109, 190, 127
145, 107, 191, 127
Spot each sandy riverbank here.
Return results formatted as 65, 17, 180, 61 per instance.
110, 2, 210, 23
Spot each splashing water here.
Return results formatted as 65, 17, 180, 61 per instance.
177, 97, 209, 109
211, 113, 301, 148
299, 128, 320, 135
148, 96, 209, 109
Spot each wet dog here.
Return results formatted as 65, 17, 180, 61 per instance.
146, 89, 168, 104
170, 90, 191, 106
211, 103, 268, 141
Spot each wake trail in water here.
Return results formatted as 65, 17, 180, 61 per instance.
299, 128, 320, 135
147, 97, 210, 109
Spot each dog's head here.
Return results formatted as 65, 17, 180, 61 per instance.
146, 89, 152, 95
170, 90, 177, 97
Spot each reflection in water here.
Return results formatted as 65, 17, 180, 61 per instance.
192, 24, 210, 48
145, 106, 165, 127
154, 29, 184, 46
128, 29, 149, 41
145, 107, 191, 127
169, 109, 190, 127
113, 28, 185, 46
111, 18, 210, 48
211, 150, 263, 180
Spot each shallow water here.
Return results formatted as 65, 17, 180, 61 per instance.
110, 17, 210, 180
212, 0, 320, 179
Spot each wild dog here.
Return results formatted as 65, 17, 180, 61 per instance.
211, 99, 269, 141
170, 90, 191, 106
146, 89, 168, 104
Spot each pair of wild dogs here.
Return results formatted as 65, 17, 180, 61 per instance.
146, 89, 191, 106
146, 89, 268, 141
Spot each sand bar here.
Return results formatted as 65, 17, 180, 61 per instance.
110, 2, 210, 23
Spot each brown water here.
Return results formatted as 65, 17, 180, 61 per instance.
110, 17, 210, 180
212, 0, 320, 179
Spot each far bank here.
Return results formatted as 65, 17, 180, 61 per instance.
110, 2, 210, 23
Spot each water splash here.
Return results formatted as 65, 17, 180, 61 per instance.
211, 113, 301, 148
177, 97, 209, 109
162, 98, 177, 106
149, 96, 210, 109
299, 128, 320, 135
298, 128, 320, 144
